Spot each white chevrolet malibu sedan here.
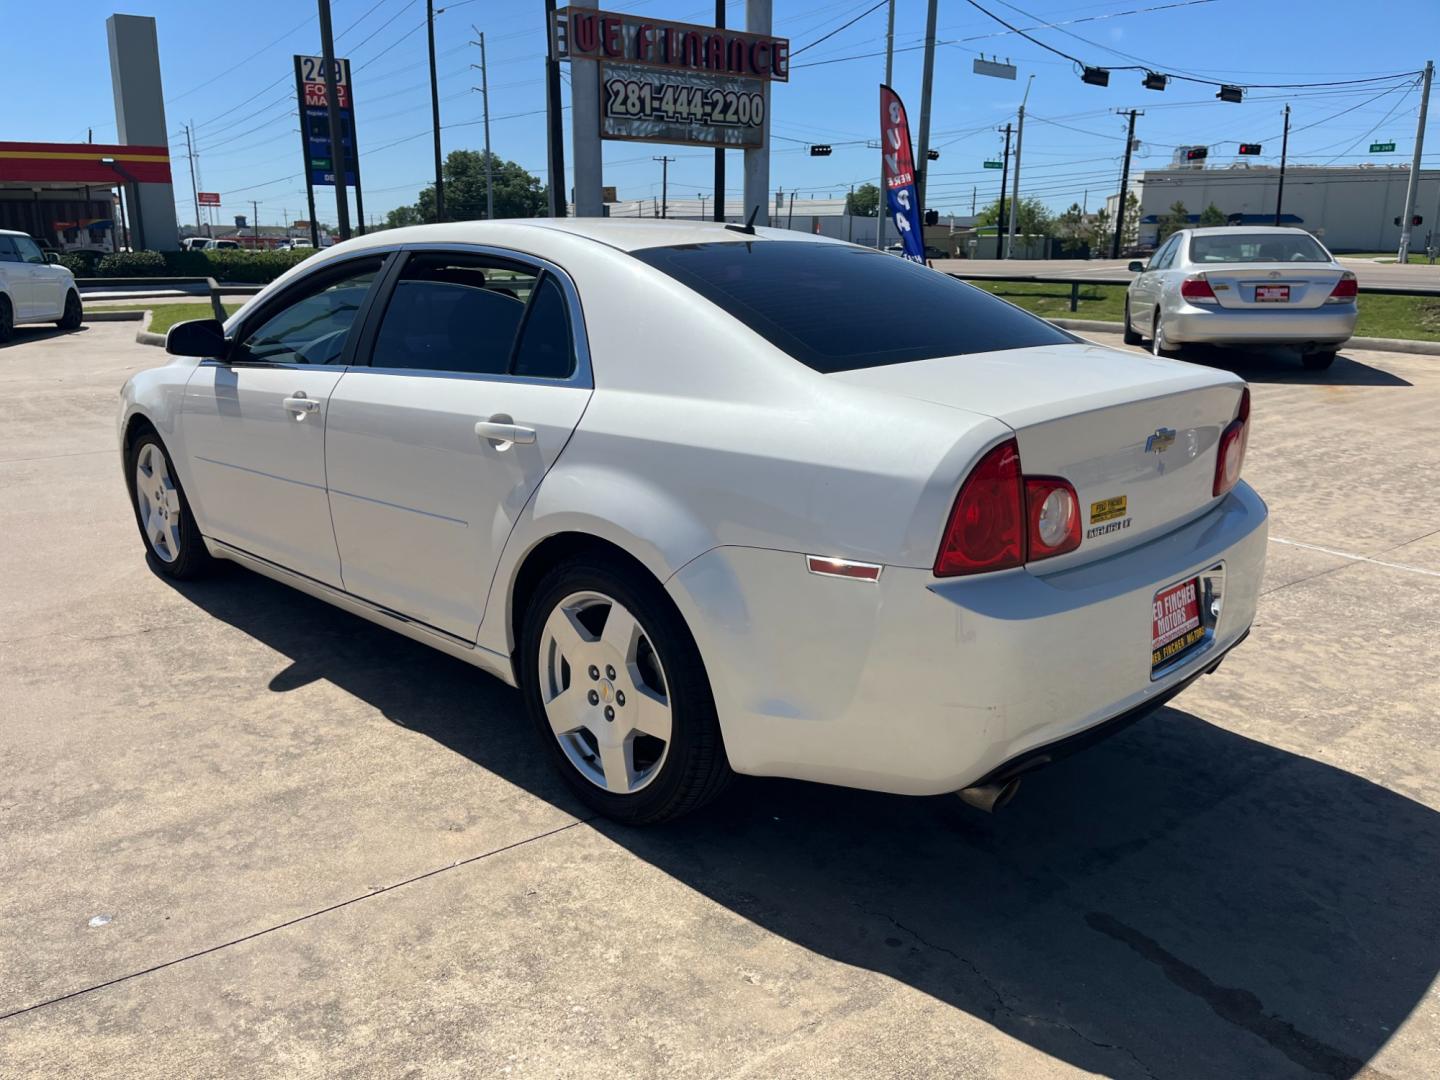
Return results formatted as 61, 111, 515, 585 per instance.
119, 220, 1267, 822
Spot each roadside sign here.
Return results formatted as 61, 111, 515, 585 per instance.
1370, 142, 1396, 153
983, 160, 1002, 169
294, 54, 357, 186
972, 57, 1017, 81
602, 185, 618, 202
197, 191, 220, 206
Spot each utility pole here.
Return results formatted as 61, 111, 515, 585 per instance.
1111, 109, 1142, 259
427, 0, 444, 221
472, 29, 495, 219
996, 123, 1012, 259
972, 186, 977, 215
877, 0, 896, 250
653, 156, 673, 218
713, 0, 725, 220
698, 193, 707, 220
316, 0, 350, 240
1398, 59, 1434, 263
787, 188, 795, 229
914, 0, 938, 211
183, 123, 201, 237
1006, 74, 1035, 259
543, 0, 566, 216
251, 200, 260, 248
1274, 104, 1290, 227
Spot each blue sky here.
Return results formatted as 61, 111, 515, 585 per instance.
4, 0, 1437, 227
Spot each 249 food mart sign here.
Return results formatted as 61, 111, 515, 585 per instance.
550, 6, 789, 149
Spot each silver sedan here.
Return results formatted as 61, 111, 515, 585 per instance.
1123, 226, 1357, 371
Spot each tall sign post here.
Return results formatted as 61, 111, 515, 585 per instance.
294, 54, 363, 244
880, 85, 924, 262
549, 4, 788, 219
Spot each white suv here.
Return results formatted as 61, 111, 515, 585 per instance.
0, 230, 82, 342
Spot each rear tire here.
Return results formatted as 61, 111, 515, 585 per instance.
519, 557, 732, 824
57, 291, 82, 330
125, 430, 215, 579
1151, 309, 1180, 358
0, 296, 12, 343
1301, 349, 1337, 371
1122, 299, 1143, 346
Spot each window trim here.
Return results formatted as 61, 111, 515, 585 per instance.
348, 242, 593, 389
212, 250, 401, 370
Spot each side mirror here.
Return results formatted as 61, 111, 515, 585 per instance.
1128, 261, 1145, 272
44, 252, 60, 264
166, 318, 228, 359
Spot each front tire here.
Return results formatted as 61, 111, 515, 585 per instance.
57, 291, 82, 330
0, 296, 12, 343
1301, 349, 1337, 371
519, 558, 731, 824
1122, 298, 1143, 346
126, 431, 214, 579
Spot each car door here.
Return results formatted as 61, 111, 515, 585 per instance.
324, 247, 593, 642
12, 236, 61, 318
0, 236, 28, 317
1132, 234, 1177, 313
179, 254, 389, 588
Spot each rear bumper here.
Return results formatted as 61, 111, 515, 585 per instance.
1167, 302, 1357, 346
667, 482, 1268, 796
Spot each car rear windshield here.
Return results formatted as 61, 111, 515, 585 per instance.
629, 241, 1075, 372
1189, 233, 1330, 264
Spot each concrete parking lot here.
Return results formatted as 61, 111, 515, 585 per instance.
2, 319, 1438, 1079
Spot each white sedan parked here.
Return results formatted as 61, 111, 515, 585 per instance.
1124, 226, 1357, 370
0, 229, 83, 342
119, 220, 1267, 822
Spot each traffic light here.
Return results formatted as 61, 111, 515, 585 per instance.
924, 209, 939, 226
1081, 66, 1110, 86
1393, 216, 1422, 226
926, 148, 940, 161
809, 144, 832, 157
1217, 85, 1243, 103
1184, 147, 1209, 162
1238, 143, 1262, 155
1142, 72, 1168, 91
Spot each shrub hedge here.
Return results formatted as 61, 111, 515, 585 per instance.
90, 247, 316, 283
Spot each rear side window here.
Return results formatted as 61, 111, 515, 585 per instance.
1190, 233, 1329, 263
371, 254, 536, 375
512, 275, 576, 379
630, 241, 1074, 372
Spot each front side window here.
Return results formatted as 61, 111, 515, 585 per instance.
14, 237, 45, 265
631, 241, 1074, 373
235, 259, 382, 365
1190, 232, 1330, 264
0, 237, 18, 263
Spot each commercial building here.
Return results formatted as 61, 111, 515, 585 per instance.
1114, 165, 1440, 252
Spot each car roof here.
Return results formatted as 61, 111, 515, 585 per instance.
330, 218, 839, 257
0, 229, 32, 238
1183, 226, 1318, 236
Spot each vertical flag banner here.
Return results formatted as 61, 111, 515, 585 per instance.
880, 85, 925, 263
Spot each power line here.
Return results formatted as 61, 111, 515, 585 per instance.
792, 0, 889, 58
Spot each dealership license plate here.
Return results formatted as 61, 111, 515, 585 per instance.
1254, 284, 1290, 302
1152, 577, 1204, 670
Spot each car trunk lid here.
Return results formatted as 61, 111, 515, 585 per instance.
829, 343, 1247, 569
1198, 263, 1344, 309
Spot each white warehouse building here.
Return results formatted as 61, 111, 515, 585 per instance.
1114, 165, 1440, 252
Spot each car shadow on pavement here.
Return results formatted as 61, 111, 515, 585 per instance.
0, 325, 91, 349
1168, 344, 1411, 387
167, 567, 1440, 1080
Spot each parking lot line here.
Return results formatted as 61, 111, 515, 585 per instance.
1269, 537, 1440, 579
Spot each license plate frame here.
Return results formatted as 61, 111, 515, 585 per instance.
1152, 576, 1204, 671
1254, 284, 1290, 303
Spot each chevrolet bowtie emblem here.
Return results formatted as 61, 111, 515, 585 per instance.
1145, 427, 1177, 453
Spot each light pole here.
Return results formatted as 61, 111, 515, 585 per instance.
1005, 74, 1035, 259
698, 193, 707, 220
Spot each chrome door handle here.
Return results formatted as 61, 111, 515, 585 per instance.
475, 419, 536, 448
283, 393, 320, 420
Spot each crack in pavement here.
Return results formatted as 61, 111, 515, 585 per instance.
0, 818, 590, 1023
865, 908, 1160, 1080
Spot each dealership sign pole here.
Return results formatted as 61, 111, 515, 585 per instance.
880, 85, 925, 262
550, 4, 787, 219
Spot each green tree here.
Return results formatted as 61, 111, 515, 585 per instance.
845, 183, 880, 217
1119, 192, 1141, 249
390, 150, 548, 225
1197, 202, 1227, 228
975, 196, 1055, 237
383, 204, 425, 229
1056, 202, 1086, 237
1157, 200, 1190, 242
1082, 206, 1112, 252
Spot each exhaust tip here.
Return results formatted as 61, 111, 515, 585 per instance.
956, 777, 1022, 813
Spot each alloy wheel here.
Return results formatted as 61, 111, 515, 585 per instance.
538, 590, 673, 795
134, 442, 183, 562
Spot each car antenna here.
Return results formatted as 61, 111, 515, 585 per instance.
725, 205, 759, 236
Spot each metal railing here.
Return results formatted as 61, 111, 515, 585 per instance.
76, 276, 264, 322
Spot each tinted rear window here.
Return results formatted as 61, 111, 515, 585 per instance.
630, 241, 1074, 372
1190, 233, 1330, 264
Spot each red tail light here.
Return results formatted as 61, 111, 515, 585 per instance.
1326, 271, 1357, 304
935, 439, 1024, 576
1213, 387, 1251, 497
1180, 275, 1218, 304
1025, 477, 1082, 559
